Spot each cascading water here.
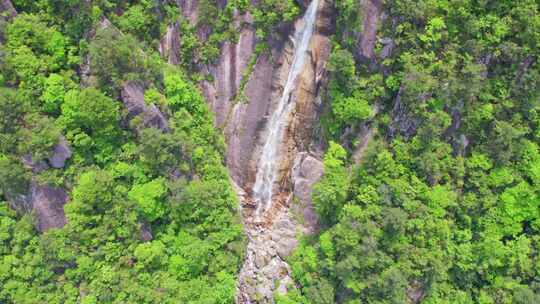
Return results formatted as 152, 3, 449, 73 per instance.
251, 0, 319, 219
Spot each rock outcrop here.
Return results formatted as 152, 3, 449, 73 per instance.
159, 22, 181, 65
22, 136, 72, 171
357, 0, 382, 62
28, 183, 68, 232
0, 0, 16, 19
0, 0, 16, 42
15, 135, 72, 232
203, 10, 256, 127
49, 137, 72, 169
8, 181, 69, 232
176, 0, 199, 25
291, 153, 324, 233
388, 85, 419, 138
120, 82, 169, 132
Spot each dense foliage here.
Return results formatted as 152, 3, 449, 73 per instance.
282, 0, 540, 303
2, 0, 539, 303
0, 1, 260, 303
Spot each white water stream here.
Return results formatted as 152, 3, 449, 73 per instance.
251, 0, 319, 219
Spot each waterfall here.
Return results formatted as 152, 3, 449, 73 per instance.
252, 0, 319, 219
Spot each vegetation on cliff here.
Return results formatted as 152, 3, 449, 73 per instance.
0, 1, 263, 303
1, 0, 539, 303
283, 0, 540, 303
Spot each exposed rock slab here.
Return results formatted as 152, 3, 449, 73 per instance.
225, 54, 273, 187
29, 183, 68, 232
159, 22, 181, 65
358, 0, 382, 61
49, 136, 72, 169
291, 153, 323, 234
203, 11, 256, 127
9, 182, 69, 232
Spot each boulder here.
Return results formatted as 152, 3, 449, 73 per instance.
48, 136, 72, 169
120, 82, 169, 132
407, 281, 426, 303
140, 223, 153, 242
28, 183, 68, 232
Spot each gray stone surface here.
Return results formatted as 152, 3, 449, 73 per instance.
159, 22, 181, 65
49, 137, 72, 168
358, 0, 382, 61
29, 183, 68, 232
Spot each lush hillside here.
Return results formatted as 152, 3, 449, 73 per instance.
281, 1, 540, 303
0, 1, 254, 303
1, 0, 539, 303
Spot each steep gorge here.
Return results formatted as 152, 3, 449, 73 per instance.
2, 0, 539, 303
195, 0, 335, 302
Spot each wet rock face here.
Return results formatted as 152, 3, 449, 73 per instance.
225, 55, 273, 187
224, 0, 333, 192
120, 82, 169, 132
233, 1, 335, 302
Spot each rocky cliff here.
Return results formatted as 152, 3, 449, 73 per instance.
190, 0, 335, 302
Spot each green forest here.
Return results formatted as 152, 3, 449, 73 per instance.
281, 0, 540, 303
0, 0, 539, 303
